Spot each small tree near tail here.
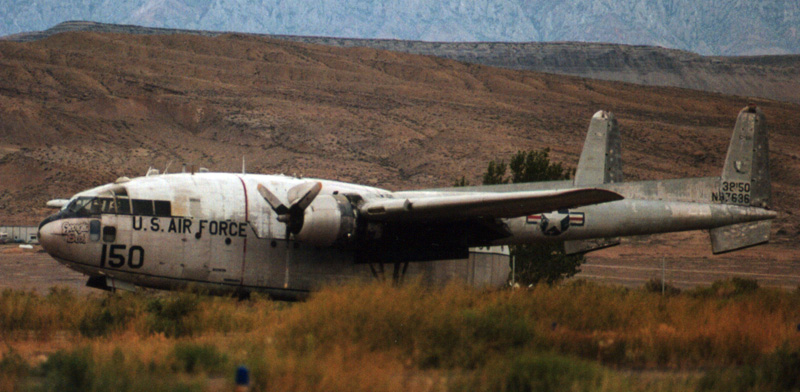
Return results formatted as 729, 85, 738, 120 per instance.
467, 149, 584, 285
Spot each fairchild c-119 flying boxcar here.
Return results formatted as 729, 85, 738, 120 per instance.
38, 106, 776, 299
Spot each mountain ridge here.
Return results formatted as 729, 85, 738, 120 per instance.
1, 0, 799, 56
7, 21, 800, 105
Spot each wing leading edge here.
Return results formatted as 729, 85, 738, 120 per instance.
359, 188, 623, 222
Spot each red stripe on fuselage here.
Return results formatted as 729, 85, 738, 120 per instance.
236, 176, 249, 286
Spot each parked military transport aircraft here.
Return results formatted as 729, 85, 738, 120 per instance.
39, 106, 776, 298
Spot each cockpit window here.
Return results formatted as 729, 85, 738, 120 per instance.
63, 189, 172, 217
67, 197, 95, 216
154, 200, 172, 217
132, 199, 154, 216
110, 186, 131, 214
67, 197, 116, 216
88, 198, 107, 215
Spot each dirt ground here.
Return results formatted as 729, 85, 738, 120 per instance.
3, 231, 798, 296
576, 232, 800, 290
0, 244, 92, 294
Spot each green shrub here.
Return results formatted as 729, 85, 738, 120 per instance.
0, 347, 29, 382
38, 348, 94, 392
643, 278, 681, 296
173, 342, 228, 374
716, 277, 760, 296
147, 293, 199, 337
416, 303, 535, 369
758, 347, 800, 391
698, 348, 800, 392
455, 353, 610, 392
0, 290, 38, 332
78, 295, 140, 337
693, 278, 760, 298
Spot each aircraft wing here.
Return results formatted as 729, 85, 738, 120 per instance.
359, 188, 623, 222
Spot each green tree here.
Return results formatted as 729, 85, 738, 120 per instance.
467, 148, 584, 285
481, 160, 507, 185
453, 176, 470, 187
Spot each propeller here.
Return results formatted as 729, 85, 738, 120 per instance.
257, 181, 323, 239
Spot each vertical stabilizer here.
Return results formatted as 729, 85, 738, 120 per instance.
566, 110, 622, 255
574, 110, 622, 186
719, 105, 770, 209
710, 105, 772, 254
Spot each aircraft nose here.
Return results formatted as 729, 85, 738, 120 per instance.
38, 217, 63, 255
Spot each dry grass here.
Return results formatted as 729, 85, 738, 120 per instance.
1, 279, 800, 391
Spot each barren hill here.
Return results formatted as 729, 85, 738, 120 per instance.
0, 31, 799, 254
9, 22, 800, 106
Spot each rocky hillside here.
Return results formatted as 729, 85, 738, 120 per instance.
9, 22, 800, 106
1, 0, 799, 55
285, 38, 800, 106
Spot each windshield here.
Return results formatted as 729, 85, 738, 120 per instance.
65, 196, 119, 216
60, 191, 171, 217
66, 197, 94, 214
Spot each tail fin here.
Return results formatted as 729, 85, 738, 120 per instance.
573, 110, 623, 186
719, 105, 770, 209
566, 110, 622, 254
710, 105, 772, 254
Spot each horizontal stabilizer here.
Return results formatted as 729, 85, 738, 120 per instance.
709, 220, 771, 254
46, 199, 69, 209
360, 188, 623, 222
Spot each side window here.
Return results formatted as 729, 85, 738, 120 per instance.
104, 199, 118, 214
88, 199, 105, 215
154, 200, 172, 217
102, 226, 116, 243
90, 220, 100, 242
132, 199, 154, 216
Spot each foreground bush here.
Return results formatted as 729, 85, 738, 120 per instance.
1, 279, 799, 391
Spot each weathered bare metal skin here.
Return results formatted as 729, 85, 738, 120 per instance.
574, 110, 622, 186
499, 199, 776, 245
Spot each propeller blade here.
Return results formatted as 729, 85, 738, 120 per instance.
259, 181, 322, 238
257, 184, 289, 215
287, 181, 322, 211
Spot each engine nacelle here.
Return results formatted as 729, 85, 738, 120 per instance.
294, 194, 357, 247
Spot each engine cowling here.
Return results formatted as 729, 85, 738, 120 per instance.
294, 194, 357, 247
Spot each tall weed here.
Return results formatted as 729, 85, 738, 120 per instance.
146, 292, 200, 337
452, 352, 625, 392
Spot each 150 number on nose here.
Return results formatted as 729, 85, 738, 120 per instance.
100, 244, 144, 269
